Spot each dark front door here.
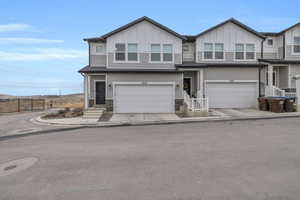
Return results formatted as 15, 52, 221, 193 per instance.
184, 78, 192, 96
95, 82, 106, 104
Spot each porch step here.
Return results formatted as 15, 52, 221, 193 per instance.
83, 108, 106, 119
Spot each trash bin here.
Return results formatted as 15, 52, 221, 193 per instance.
258, 97, 269, 111
285, 97, 296, 112
267, 97, 286, 113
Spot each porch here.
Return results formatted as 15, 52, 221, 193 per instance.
261, 64, 296, 97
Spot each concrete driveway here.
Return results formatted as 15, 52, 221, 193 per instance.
1, 118, 300, 199
110, 113, 180, 123
211, 108, 284, 118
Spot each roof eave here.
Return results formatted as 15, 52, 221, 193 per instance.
195, 18, 265, 39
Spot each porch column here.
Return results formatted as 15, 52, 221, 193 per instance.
197, 69, 204, 98
267, 64, 274, 96
84, 74, 88, 109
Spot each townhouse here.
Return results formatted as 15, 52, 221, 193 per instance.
78, 16, 300, 113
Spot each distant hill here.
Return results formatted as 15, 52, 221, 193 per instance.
0, 94, 15, 99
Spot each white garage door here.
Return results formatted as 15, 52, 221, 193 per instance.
114, 84, 174, 113
206, 82, 257, 108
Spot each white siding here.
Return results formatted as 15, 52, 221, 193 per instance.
263, 36, 278, 54
196, 22, 262, 62
106, 21, 182, 54
285, 24, 300, 45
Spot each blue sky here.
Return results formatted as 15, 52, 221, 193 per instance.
0, 0, 299, 96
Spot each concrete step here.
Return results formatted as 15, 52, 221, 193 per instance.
83, 108, 106, 119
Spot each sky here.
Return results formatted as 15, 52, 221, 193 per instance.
0, 0, 299, 96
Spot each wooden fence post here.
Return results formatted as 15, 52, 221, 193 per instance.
17, 99, 20, 112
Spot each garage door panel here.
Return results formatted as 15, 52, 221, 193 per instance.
206, 82, 257, 108
115, 85, 174, 113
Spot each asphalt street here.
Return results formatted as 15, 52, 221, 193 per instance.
1, 118, 300, 200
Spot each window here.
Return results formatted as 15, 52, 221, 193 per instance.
95, 44, 105, 54
115, 43, 125, 61
151, 44, 161, 61
163, 44, 173, 62
127, 43, 138, 61
204, 43, 213, 59
267, 39, 273, 46
214, 43, 224, 59
246, 44, 255, 60
235, 44, 244, 60
266, 71, 277, 86
235, 43, 255, 60
294, 37, 300, 53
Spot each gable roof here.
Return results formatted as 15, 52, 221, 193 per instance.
259, 32, 279, 37
84, 16, 187, 42
278, 22, 300, 34
195, 18, 265, 39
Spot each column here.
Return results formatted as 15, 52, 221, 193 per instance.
84, 74, 88, 109
295, 75, 300, 111
268, 65, 273, 96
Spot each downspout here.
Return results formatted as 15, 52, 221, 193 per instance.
88, 42, 91, 66
258, 65, 262, 97
283, 34, 286, 59
259, 38, 265, 97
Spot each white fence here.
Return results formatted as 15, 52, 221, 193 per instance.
183, 91, 209, 112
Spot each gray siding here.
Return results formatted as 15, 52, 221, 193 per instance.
182, 42, 195, 62
204, 67, 259, 80
88, 75, 106, 99
263, 53, 277, 59
107, 53, 181, 69
285, 45, 300, 60
90, 55, 107, 66
278, 66, 289, 89
278, 47, 283, 59
106, 73, 183, 99
290, 64, 300, 88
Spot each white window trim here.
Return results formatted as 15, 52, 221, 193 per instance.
265, 71, 278, 87
94, 44, 106, 55
267, 38, 273, 47
234, 43, 256, 61
292, 36, 300, 55
149, 43, 174, 64
113, 43, 139, 63
202, 43, 225, 61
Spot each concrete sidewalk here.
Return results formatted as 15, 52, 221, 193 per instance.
33, 109, 300, 127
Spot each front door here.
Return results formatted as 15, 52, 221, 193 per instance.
95, 81, 106, 104
184, 78, 192, 96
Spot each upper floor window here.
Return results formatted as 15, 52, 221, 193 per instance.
163, 44, 173, 62
95, 44, 105, 54
267, 39, 273, 46
151, 44, 161, 61
246, 44, 255, 60
115, 43, 126, 61
204, 43, 224, 60
115, 43, 138, 62
294, 37, 300, 53
128, 43, 138, 61
235, 44, 244, 60
235, 43, 255, 60
215, 43, 224, 59
204, 43, 213, 59
151, 44, 173, 62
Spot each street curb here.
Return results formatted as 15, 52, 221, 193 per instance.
1, 114, 300, 141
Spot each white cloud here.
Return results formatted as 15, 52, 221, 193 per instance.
0, 48, 87, 61
0, 24, 32, 32
0, 37, 64, 44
